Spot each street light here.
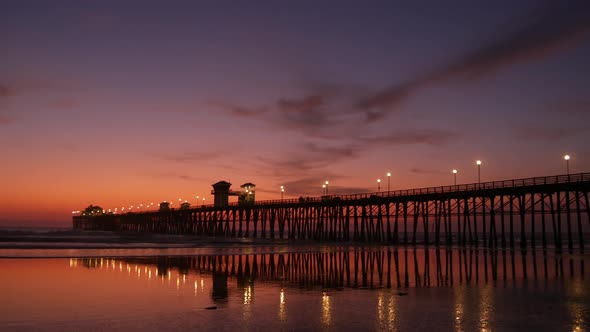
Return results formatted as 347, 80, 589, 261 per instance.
386, 172, 391, 192
452, 169, 457, 186
377, 179, 381, 192
564, 154, 570, 175
196, 196, 200, 206
322, 184, 326, 195
280, 186, 284, 200
476, 160, 482, 184
325, 181, 329, 195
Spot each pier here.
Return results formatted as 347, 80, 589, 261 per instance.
73, 172, 590, 252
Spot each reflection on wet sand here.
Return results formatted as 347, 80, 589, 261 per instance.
1, 247, 588, 332
73, 248, 585, 292
69, 249, 588, 331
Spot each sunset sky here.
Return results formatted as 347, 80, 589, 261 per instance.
1, 0, 589, 226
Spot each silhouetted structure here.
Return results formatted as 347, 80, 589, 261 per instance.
73, 172, 590, 253
239, 183, 256, 206
159, 202, 170, 211
212, 181, 232, 208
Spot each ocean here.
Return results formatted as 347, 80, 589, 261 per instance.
0, 230, 589, 331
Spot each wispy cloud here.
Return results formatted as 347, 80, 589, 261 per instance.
516, 127, 589, 141
358, 129, 458, 147
159, 151, 223, 164
211, 101, 268, 118
279, 176, 370, 197
410, 167, 446, 175
545, 99, 590, 115
356, 1, 590, 119
0, 114, 13, 125
0, 84, 15, 98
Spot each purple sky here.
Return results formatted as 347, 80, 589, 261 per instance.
1, 0, 589, 226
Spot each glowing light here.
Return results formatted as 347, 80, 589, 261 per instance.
321, 292, 331, 327
244, 286, 252, 305
476, 160, 482, 165
453, 169, 457, 174
564, 155, 570, 160
387, 172, 391, 177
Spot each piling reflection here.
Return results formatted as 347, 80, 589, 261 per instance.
62, 248, 589, 330
72, 248, 586, 291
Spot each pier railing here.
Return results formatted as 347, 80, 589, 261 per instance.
232, 172, 590, 207
79, 172, 590, 213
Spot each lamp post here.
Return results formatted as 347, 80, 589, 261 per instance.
196, 196, 199, 206
564, 155, 570, 175
280, 186, 284, 200
453, 169, 457, 186
202, 197, 205, 205
325, 181, 329, 195
476, 160, 482, 184
377, 179, 381, 192
386, 172, 391, 192
322, 184, 326, 195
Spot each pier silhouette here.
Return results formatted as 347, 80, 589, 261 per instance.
73, 173, 590, 253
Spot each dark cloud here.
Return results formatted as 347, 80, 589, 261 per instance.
212, 102, 268, 117
275, 94, 334, 130
279, 176, 370, 197
303, 142, 355, 159
255, 156, 326, 174
516, 127, 589, 141
546, 100, 590, 115
356, 1, 590, 118
0, 85, 15, 97
359, 129, 458, 147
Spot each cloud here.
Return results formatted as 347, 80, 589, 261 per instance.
0, 85, 15, 97
303, 142, 355, 159
0, 114, 13, 125
279, 176, 370, 197
356, 1, 590, 118
410, 167, 446, 175
211, 102, 268, 117
546, 99, 590, 115
160, 151, 223, 164
215, 0, 590, 139
358, 129, 458, 147
50, 99, 77, 109
516, 127, 589, 141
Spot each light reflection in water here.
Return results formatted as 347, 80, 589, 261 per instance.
455, 286, 465, 332
278, 288, 286, 321
569, 280, 586, 332
242, 285, 253, 324
60, 248, 587, 331
244, 285, 252, 305
322, 292, 332, 327
479, 286, 493, 332
377, 291, 398, 331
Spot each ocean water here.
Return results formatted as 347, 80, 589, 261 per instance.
1, 242, 589, 331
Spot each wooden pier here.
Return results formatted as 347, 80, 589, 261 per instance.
73, 173, 590, 252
